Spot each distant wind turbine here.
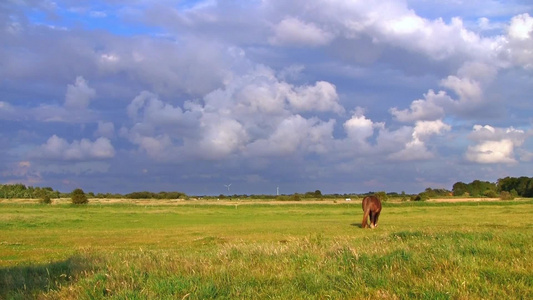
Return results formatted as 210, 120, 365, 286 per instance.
224, 183, 232, 193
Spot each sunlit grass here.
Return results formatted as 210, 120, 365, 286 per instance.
1, 200, 532, 299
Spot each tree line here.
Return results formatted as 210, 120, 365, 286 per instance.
1, 176, 532, 203
0, 184, 187, 200
452, 176, 533, 198
0, 184, 60, 199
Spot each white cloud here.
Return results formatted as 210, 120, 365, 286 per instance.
287, 81, 344, 114
95, 121, 115, 138
246, 115, 335, 157
194, 116, 249, 160
124, 64, 345, 161
465, 139, 516, 164
270, 17, 334, 47
391, 60, 500, 123
508, 13, 533, 40
465, 125, 527, 164
388, 120, 451, 161
64, 76, 96, 110
469, 124, 525, 142
342, 110, 383, 152
0, 76, 99, 122
96, 37, 234, 97
129, 133, 174, 161
37, 135, 115, 161
504, 13, 533, 68
413, 119, 451, 140
388, 137, 435, 161
440, 75, 482, 102
390, 90, 449, 122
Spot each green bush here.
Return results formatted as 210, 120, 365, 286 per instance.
412, 193, 429, 201
40, 195, 52, 204
483, 190, 498, 198
499, 191, 514, 200
71, 188, 88, 205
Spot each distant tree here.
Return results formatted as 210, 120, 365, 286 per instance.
40, 194, 52, 204
400, 191, 408, 201
374, 191, 388, 202
452, 182, 469, 196
71, 188, 88, 205
35, 188, 52, 204
497, 176, 533, 197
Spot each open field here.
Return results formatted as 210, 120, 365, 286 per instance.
1, 199, 532, 299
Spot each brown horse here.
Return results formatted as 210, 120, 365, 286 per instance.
361, 196, 382, 229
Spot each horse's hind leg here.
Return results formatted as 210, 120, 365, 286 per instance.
373, 212, 381, 228
362, 209, 370, 228
370, 211, 376, 229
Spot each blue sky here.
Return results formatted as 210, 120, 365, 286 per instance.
1, 0, 533, 195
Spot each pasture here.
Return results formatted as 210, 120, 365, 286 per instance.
1, 199, 532, 299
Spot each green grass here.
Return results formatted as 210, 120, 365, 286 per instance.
1, 200, 532, 299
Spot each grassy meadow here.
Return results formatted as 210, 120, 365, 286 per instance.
1, 199, 532, 299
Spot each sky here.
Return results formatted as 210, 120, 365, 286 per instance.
1, 0, 533, 196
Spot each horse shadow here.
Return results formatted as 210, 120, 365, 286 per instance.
0, 255, 91, 298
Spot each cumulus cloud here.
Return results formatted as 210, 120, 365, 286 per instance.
391, 60, 501, 123
466, 140, 517, 164
124, 64, 345, 161
504, 13, 533, 68
95, 121, 115, 138
64, 76, 96, 110
0, 76, 98, 122
390, 90, 449, 122
194, 116, 249, 160
388, 120, 451, 161
270, 17, 334, 47
2, 1, 533, 194
96, 37, 234, 97
508, 13, 533, 40
341, 109, 384, 154
287, 81, 344, 114
36, 135, 115, 161
246, 115, 335, 157
465, 125, 527, 164
344, 113, 375, 141
440, 75, 482, 102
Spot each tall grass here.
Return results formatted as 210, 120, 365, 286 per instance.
1, 200, 532, 299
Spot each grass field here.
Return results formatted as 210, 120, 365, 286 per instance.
1, 199, 532, 299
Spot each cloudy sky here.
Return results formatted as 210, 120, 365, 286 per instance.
1, 0, 533, 195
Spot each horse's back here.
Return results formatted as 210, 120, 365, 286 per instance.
362, 196, 382, 212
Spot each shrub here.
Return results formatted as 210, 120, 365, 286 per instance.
71, 188, 88, 205
40, 195, 52, 204
499, 191, 514, 201
483, 190, 498, 198
412, 193, 429, 201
